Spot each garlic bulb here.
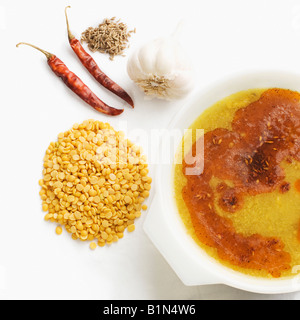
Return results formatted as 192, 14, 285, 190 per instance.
127, 23, 194, 100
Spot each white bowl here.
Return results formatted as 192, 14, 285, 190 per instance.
143, 70, 300, 294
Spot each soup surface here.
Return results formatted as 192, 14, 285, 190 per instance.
174, 88, 300, 278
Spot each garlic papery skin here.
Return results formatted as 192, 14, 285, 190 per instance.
127, 27, 194, 100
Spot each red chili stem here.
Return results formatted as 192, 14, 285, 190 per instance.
16, 42, 123, 116
65, 7, 134, 108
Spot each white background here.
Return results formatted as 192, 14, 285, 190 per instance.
1, 0, 300, 300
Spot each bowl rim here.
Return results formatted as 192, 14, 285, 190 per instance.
146, 69, 300, 294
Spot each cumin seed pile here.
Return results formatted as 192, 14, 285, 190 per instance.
81, 17, 136, 60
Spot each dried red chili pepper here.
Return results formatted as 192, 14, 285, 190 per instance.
65, 7, 134, 108
16, 42, 124, 116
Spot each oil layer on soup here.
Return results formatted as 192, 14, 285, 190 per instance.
174, 88, 300, 278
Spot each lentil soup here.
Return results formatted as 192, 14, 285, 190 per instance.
174, 88, 300, 278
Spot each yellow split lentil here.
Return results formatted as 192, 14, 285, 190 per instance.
55, 226, 63, 235
89, 242, 97, 250
127, 224, 135, 233
39, 120, 151, 247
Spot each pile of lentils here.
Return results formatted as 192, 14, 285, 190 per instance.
39, 120, 151, 249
